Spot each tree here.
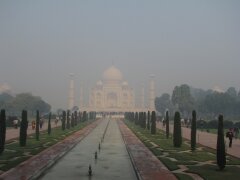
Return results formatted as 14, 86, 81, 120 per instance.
155, 93, 172, 115
135, 112, 139, 125
36, 110, 40, 141
151, 111, 156, 134
19, 110, 28, 146
5, 93, 51, 115
226, 87, 237, 98
82, 111, 87, 122
217, 114, 226, 170
0, 109, 6, 154
166, 110, 169, 139
66, 110, 70, 129
62, 111, 66, 130
172, 84, 194, 115
191, 110, 197, 151
147, 111, 150, 130
48, 113, 51, 135
143, 112, 146, 129
71, 113, 74, 128
173, 111, 182, 147
74, 111, 78, 126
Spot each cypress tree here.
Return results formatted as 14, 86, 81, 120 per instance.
74, 111, 78, 126
79, 111, 82, 123
151, 111, 156, 134
166, 110, 169, 139
71, 113, 74, 128
143, 112, 146, 129
48, 113, 51, 135
20, 110, 28, 146
191, 110, 197, 151
173, 111, 182, 147
83, 111, 87, 121
66, 110, 70, 129
0, 109, 6, 154
36, 110, 40, 141
62, 111, 66, 130
147, 111, 150, 130
135, 112, 139, 125
217, 114, 226, 170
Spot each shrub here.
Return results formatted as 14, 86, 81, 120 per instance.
19, 110, 28, 146
151, 111, 156, 134
62, 111, 66, 130
166, 111, 169, 139
66, 110, 70, 129
0, 109, 6, 154
135, 112, 139, 125
48, 113, 51, 135
216, 114, 226, 170
191, 110, 197, 151
147, 111, 150, 130
173, 111, 182, 147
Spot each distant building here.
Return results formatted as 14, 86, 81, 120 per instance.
71, 65, 155, 113
88, 65, 135, 112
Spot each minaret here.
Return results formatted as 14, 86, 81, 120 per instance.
79, 84, 83, 110
141, 84, 145, 110
149, 74, 155, 111
68, 73, 75, 110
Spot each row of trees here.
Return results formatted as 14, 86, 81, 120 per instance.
125, 111, 157, 135
155, 84, 240, 119
125, 109, 226, 170
0, 109, 96, 155
0, 93, 51, 116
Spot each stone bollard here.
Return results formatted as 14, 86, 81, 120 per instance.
88, 165, 92, 176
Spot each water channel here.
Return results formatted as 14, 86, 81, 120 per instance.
40, 119, 137, 180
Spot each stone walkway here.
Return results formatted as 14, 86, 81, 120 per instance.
6, 121, 61, 141
118, 120, 177, 180
156, 123, 240, 158
0, 120, 101, 180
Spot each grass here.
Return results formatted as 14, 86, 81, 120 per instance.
124, 120, 240, 180
174, 173, 194, 180
187, 164, 240, 180
0, 120, 94, 172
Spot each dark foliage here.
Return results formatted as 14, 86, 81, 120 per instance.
216, 114, 226, 170
191, 110, 197, 151
0, 109, 6, 154
173, 111, 182, 147
19, 110, 28, 146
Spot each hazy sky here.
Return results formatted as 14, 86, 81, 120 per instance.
0, 0, 240, 110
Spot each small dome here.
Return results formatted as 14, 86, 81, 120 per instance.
97, 80, 103, 86
122, 81, 128, 86
103, 66, 123, 82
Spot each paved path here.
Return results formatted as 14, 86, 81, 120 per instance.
118, 120, 177, 180
6, 121, 61, 141
40, 119, 137, 180
157, 122, 240, 158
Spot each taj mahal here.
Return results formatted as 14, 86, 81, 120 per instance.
68, 65, 155, 113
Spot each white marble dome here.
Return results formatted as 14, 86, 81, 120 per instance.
102, 66, 123, 82
122, 81, 128, 86
96, 80, 103, 86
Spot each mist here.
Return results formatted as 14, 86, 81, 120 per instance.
0, 0, 240, 111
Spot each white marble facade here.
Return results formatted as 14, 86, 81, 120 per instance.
89, 66, 135, 112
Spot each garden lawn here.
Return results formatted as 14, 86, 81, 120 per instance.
125, 120, 240, 180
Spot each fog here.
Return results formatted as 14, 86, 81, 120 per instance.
0, 0, 240, 111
